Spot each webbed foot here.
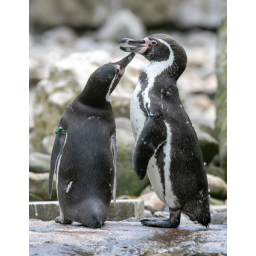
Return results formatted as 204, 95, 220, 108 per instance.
55, 216, 72, 224
140, 208, 181, 228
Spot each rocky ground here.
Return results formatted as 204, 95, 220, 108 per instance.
29, 219, 227, 256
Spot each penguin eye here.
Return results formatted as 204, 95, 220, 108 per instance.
151, 40, 157, 46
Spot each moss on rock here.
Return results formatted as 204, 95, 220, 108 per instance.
215, 15, 227, 180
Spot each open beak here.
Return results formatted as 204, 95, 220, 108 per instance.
117, 52, 135, 71
119, 38, 147, 53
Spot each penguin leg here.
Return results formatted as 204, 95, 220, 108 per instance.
140, 208, 181, 228
55, 208, 72, 224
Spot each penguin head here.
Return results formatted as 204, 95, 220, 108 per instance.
81, 53, 135, 105
119, 34, 187, 80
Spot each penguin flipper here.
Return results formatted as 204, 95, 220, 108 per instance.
133, 118, 167, 180
49, 130, 67, 199
111, 135, 117, 204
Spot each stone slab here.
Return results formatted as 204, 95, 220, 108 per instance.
29, 220, 227, 255
29, 199, 144, 221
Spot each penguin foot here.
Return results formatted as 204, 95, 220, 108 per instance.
55, 216, 72, 224
140, 217, 179, 228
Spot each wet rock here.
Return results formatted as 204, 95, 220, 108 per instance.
29, 199, 144, 221
97, 9, 146, 41
207, 174, 227, 200
30, 219, 227, 255
205, 155, 226, 181
29, 152, 51, 173
138, 192, 164, 210
197, 129, 219, 164
29, 172, 57, 201
211, 211, 227, 225
116, 128, 150, 196
215, 15, 227, 180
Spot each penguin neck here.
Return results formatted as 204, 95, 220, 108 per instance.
77, 86, 111, 108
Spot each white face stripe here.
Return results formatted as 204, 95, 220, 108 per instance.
56, 132, 68, 199
143, 38, 174, 111
106, 73, 117, 103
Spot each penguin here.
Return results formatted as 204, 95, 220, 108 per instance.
48, 53, 135, 228
119, 34, 211, 228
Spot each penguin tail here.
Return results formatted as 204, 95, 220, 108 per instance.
183, 191, 211, 228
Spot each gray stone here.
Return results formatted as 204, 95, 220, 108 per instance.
29, 219, 227, 255
116, 128, 150, 196
144, 210, 153, 217
97, 9, 146, 41
215, 15, 227, 180
211, 212, 227, 225
207, 174, 227, 200
30, 0, 226, 30
210, 205, 227, 214
29, 152, 51, 173
29, 199, 144, 221
41, 135, 55, 155
205, 155, 226, 181
154, 211, 169, 218
42, 26, 77, 46
31, 51, 143, 151
29, 172, 57, 201
138, 192, 164, 210
115, 117, 132, 133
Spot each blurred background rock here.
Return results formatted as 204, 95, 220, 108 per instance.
29, 0, 227, 213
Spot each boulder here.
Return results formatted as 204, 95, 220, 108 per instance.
197, 129, 219, 164
116, 128, 150, 196
138, 192, 164, 210
215, 15, 227, 180
31, 51, 144, 151
96, 9, 146, 41
210, 197, 226, 205
29, 152, 51, 173
205, 155, 226, 181
115, 117, 133, 133
207, 174, 227, 200
211, 211, 227, 225
29, 172, 57, 201
41, 135, 55, 155
30, 0, 225, 30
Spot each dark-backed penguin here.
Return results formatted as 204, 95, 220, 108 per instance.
119, 35, 210, 228
48, 53, 135, 228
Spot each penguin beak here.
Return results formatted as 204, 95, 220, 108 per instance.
119, 38, 147, 53
117, 53, 135, 70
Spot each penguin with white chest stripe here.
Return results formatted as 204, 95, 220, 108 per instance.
119, 34, 211, 228
48, 53, 135, 228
